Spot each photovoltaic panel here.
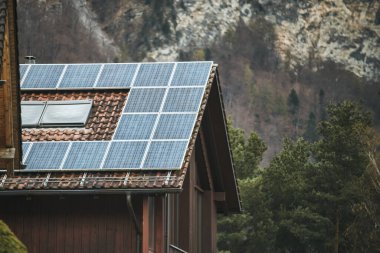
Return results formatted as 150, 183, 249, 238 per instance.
114, 114, 157, 140
59, 64, 101, 88
24, 142, 69, 170
62, 142, 108, 169
163, 87, 204, 112
96, 64, 138, 87
124, 88, 166, 113
103, 141, 147, 169
170, 62, 212, 86
133, 63, 174, 86
22, 64, 65, 89
19, 64, 28, 80
22, 142, 31, 158
143, 141, 188, 169
153, 114, 197, 140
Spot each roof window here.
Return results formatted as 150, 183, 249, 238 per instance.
21, 100, 92, 128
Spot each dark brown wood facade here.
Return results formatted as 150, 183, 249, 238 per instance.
0, 195, 140, 253
0, 0, 22, 175
0, 128, 228, 253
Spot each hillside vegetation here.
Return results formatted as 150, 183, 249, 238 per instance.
17, 0, 380, 162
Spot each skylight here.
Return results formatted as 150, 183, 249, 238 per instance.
21, 100, 92, 128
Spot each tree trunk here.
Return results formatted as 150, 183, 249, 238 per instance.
334, 208, 340, 253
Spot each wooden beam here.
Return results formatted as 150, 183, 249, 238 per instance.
199, 128, 214, 191
155, 197, 164, 253
142, 197, 149, 253
0, 147, 15, 159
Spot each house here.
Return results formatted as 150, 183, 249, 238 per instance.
0, 1, 241, 253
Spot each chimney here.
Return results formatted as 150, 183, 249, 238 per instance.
25, 55, 36, 64
0, 0, 22, 176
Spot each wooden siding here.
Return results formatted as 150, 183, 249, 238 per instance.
175, 138, 218, 253
0, 195, 139, 253
0, 0, 22, 173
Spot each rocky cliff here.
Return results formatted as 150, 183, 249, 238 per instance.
17, 0, 380, 163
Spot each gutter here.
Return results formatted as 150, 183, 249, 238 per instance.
126, 193, 141, 253
0, 188, 182, 196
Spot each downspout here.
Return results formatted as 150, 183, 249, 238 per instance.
126, 193, 142, 253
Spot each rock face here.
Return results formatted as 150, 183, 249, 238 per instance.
16, 0, 380, 164
269, 0, 380, 81
86, 0, 380, 81
21, 0, 379, 80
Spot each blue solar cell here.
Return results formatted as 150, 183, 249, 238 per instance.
103, 141, 147, 169
114, 114, 157, 140
134, 63, 174, 86
153, 114, 196, 140
59, 64, 101, 88
170, 62, 212, 86
24, 142, 69, 170
22, 64, 65, 89
124, 88, 166, 113
163, 87, 204, 112
19, 65, 28, 81
22, 142, 31, 160
96, 64, 138, 87
62, 142, 109, 169
143, 141, 187, 169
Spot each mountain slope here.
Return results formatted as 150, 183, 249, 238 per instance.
17, 0, 380, 163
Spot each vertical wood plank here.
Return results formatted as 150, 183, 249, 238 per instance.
155, 197, 164, 253
142, 196, 149, 253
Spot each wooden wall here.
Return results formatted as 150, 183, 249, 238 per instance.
0, 0, 22, 173
176, 140, 218, 253
0, 194, 140, 253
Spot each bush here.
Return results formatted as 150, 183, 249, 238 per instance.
0, 220, 27, 253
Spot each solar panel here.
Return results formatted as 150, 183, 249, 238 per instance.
133, 63, 174, 86
96, 64, 138, 87
113, 114, 157, 140
22, 142, 31, 158
22, 64, 65, 89
62, 142, 108, 169
124, 88, 166, 113
153, 114, 197, 140
170, 62, 212, 86
103, 141, 148, 169
163, 87, 204, 112
18, 61, 214, 172
143, 141, 188, 169
59, 64, 101, 88
24, 142, 69, 170
19, 64, 28, 80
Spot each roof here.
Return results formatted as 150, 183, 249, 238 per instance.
0, 62, 241, 212
21, 91, 127, 141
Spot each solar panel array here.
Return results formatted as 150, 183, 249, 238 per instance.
21, 61, 213, 171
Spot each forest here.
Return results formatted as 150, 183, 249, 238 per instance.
218, 101, 380, 252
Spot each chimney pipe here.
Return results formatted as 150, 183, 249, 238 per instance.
24, 55, 36, 64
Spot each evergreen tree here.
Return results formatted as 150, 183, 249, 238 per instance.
303, 112, 318, 142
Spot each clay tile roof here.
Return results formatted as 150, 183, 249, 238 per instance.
0, 66, 217, 192
21, 91, 128, 142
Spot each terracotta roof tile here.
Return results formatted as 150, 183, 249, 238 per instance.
0, 66, 217, 192
21, 91, 128, 142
